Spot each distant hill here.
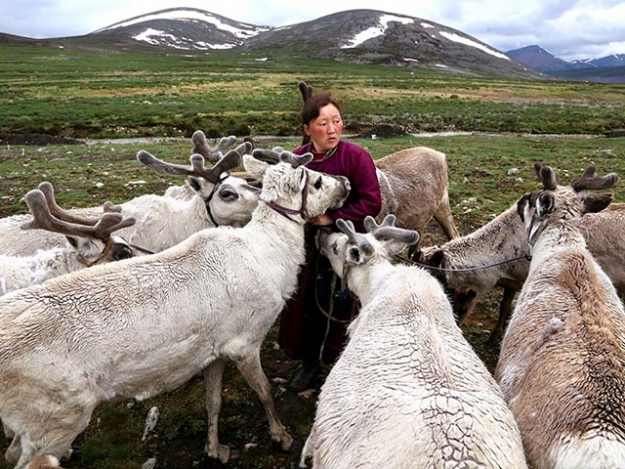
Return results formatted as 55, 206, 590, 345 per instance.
239, 9, 537, 78
0, 8, 541, 80
506, 45, 625, 83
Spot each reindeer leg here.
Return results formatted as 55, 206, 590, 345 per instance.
234, 349, 293, 452
488, 287, 517, 344
5, 433, 21, 464
203, 358, 230, 463
433, 196, 460, 241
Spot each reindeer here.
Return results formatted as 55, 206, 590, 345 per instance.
496, 163, 625, 469
1, 183, 139, 296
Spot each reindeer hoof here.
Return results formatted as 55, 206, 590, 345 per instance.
205, 442, 231, 464
274, 431, 294, 452
277, 437, 302, 454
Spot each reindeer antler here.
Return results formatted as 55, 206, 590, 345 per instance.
571, 165, 618, 191
533, 163, 558, 191
37, 182, 121, 226
298, 81, 314, 145
137, 143, 251, 184
191, 132, 238, 164
251, 147, 283, 164
534, 162, 618, 192
242, 136, 256, 150
21, 189, 136, 242
336, 218, 358, 241
364, 214, 397, 232
298, 81, 313, 104
364, 214, 420, 245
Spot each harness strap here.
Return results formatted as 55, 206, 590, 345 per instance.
77, 237, 115, 267
398, 254, 532, 272
265, 171, 309, 222
204, 173, 229, 227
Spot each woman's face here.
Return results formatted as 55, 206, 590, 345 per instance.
304, 103, 344, 152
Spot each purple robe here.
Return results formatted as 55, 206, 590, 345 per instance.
279, 140, 382, 365
293, 140, 382, 232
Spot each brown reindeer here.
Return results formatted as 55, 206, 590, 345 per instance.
414, 169, 625, 343
495, 163, 625, 469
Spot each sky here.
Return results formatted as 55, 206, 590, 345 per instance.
2, 0, 625, 61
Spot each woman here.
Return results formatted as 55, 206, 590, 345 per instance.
279, 90, 382, 391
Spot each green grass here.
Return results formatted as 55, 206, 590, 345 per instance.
1, 42, 625, 139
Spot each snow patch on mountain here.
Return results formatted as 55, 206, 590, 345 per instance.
132, 28, 237, 50
96, 9, 268, 39
439, 31, 510, 60
341, 14, 413, 49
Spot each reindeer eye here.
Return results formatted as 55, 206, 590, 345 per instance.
349, 247, 360, 261
219, 188, 238, 202
314, 177, 322, 190
114, 246, 133, 261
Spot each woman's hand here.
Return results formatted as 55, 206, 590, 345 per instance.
311, 214, 333, 226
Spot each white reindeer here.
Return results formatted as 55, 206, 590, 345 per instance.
302, 215, 527, 469
0, 142, 257, 257
496, 163, 625, 469
0, 148, 350, 469
0, 184, 138, 296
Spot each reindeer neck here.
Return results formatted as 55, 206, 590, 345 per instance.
530, 218, 586, 260
244, 204, 306, 254
346, 261, 395, 305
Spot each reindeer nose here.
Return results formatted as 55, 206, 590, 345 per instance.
342, 177, 351, 194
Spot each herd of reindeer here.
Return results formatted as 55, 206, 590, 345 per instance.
0, 85, 624, 469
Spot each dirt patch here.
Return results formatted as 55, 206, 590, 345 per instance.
1, 134, 84, 146
352, 123, 408, 139
605, 129, 625, 138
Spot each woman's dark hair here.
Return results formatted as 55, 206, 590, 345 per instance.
299, 93, 342, 125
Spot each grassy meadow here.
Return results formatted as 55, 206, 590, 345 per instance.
1, 42, 625, 140
1, 41, 625, 469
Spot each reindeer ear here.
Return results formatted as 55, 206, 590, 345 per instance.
581, 193, 613, 214
517, 194, 530, 222
187, 176, 203, 193
345, 245, 363, 265
66, 236, 80, 249
536, 192, 555, 216
243, 154, 270, 180
430, 249, 445, 269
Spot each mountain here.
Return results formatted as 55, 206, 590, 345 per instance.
0, 8, 541, 80
590, 54, 625, 68
237, 9, 537, 78
506, 45, 625, 83
505, 45, 575, 73
91, 8, 270, 50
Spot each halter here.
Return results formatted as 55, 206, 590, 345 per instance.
77, 237, 115, 267
204, 172, 230, 226
266, 171, 309, 222
127, 244, 154, 255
